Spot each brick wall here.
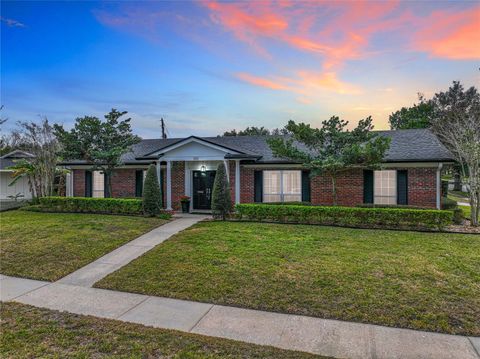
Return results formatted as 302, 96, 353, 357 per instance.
170, 161, 185, 210
110, 169, 136, 198
238, 166, 437, 208
310, 169, 364, 206
73, 169, 85, 197
407, 167, 437, 208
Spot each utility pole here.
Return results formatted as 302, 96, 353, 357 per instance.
160, 118, 167, 139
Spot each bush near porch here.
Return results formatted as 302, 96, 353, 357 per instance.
235, 204, 453, 230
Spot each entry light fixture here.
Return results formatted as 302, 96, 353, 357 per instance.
200, 165, 206, 172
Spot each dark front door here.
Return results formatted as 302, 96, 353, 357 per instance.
193, 171, 216, 210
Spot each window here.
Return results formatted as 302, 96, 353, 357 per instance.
374, 170, 396, 205
92, 171, 104, 198
263, 170, 301, 202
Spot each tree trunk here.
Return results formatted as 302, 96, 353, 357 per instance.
331, 175, 338, 206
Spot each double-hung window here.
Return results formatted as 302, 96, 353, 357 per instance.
374, 170, 396, 205
263, 170, 301, 203
92, 171, 105, 198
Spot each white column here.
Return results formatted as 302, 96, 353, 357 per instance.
156, 161, 161, 187
66, 171, 72, 197
166, 160, 172, 210
223, 159, 230, 183
235, 160, 240, 204
436, 163, 443, 210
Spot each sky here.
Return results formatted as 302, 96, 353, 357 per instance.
1, 0, 479, 139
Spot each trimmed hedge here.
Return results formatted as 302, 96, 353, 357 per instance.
38, 196, 143, 215
235, 204, 453, 230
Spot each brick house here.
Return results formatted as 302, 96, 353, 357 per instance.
63, 129, 455, 211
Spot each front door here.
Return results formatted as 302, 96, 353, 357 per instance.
193, 171, 216, 210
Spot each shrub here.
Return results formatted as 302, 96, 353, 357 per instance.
38, 197, 143, 215
235, 204, 453, 230
442, 197, 458, 210
452, 207, 464, 225
357, 204, 430, 210
211, 163, 232, 220
143, 164, 162, 216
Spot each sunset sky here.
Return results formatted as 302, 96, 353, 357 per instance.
2, 1, 479, 138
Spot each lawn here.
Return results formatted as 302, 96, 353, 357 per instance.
96, 221, 480, 336
0, 303, 320, 358
0, 210, 168, 281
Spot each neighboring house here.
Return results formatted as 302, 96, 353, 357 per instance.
0, 150, 35, 200
62, 129, 455, 211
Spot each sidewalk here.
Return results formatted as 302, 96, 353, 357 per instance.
1, 212, 479, 359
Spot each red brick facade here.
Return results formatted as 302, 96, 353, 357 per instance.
71, 164, 439, 209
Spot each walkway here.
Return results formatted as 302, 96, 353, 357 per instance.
58, 214, 209, 287
1, 214, 479, 359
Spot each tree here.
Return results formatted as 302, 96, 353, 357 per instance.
211, 162, 232, 220
268, 116, 390, 205
8, 118, 59, 198
223, 126, 271, 136
54, 109, 140, 196
429, 81, 480, 226
389, 94, 433, 130
142, 164, 162, 216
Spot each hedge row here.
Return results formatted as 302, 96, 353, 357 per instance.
235, 204, 453, 230
38, 196, 143, 215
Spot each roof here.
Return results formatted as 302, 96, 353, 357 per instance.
61, 129, 455, 166
0, 150, 35, 170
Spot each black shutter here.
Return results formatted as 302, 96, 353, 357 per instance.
135, 170, 143, 197
254, 170, 263, 203
363, 170, 374, 204
85, 171, 92, 197
301, 170, 311, 202
397, 170, 408, 205
104, 172, 110, 198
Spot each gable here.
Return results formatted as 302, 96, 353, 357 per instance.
161, 140, 233, 160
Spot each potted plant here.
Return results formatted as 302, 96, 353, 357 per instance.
180, 195, 190, 213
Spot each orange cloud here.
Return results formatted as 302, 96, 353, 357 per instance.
415, 7, 480, 60
236, 70, 361, 97
236, 72, 290, 90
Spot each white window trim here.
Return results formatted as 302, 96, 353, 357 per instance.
263, 170, 302, 203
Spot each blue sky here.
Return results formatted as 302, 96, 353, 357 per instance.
1, 1, 479, 138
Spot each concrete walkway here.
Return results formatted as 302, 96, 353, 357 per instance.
1, 214, 479, 359
57, 215, 209, 287
2, 275, 479, 359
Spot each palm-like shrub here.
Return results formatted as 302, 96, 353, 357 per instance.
211, 163, 232, 220
143, 164, 162, 216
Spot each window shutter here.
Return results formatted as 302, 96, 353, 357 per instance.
397, 170, 408, 205
85, 171, 92, 197
135, 170, 143, 197
363, 170, 374, 204
301, 170, 311, 202
254, 170, 263, 203
104, 172, 110, 198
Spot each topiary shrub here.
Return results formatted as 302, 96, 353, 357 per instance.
211, 163, 232, 220
142, 164, 162, 216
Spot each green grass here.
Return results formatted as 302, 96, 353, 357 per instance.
0, 303, 321, 359
0, 210, 168, 281
97, 221, 480, 336
459, 205, 472, 219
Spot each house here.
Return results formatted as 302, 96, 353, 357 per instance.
0, 150, 35, 200
62, 129, 455, 211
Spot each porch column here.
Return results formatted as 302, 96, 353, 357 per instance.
166, 160, 172, 210
235, 160, 240, 204
156, 160, 161, 187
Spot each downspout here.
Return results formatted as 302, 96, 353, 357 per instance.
436, 163, 443, 210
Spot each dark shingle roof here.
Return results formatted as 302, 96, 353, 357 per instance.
62, 129, 455, 165
0, 150, 35, 170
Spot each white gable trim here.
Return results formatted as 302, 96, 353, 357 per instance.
147, 137, 242, 158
